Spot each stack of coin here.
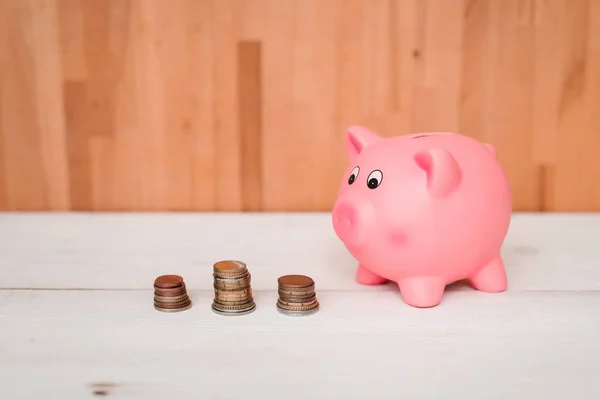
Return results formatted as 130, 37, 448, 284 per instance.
153, 274, 192, 312
212, 260, 256, 316
276, 274, 319, 316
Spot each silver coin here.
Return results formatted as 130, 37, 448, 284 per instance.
276, 305, 319, 317
213, 274, 250, 282
154, 301, 193, 313
211, 303, 256, 316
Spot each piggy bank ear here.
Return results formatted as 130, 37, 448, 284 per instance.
345, 126, 381, 161
414, 148, 462, 197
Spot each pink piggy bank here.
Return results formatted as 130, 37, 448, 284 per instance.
331, 126, 512, 308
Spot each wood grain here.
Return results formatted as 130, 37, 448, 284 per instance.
1, 212, 600, 291
238, 41, 263, 211
0, 213, 599, 398
0, 0, 599, 211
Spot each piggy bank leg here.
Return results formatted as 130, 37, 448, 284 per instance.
398, 277, 446, 308
356, 264, 388, 285
469, 255, 507, 292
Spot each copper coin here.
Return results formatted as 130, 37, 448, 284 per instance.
214, 287, 252, 294
213, 298, 254, 306
214, 297, 253, 304
278, 292, 316, 301
213, 260, 247, 272
211, 303, 255, 316
214, 283, 251, 290
154, 275, 184, 289
214, 293, 253, 302
154, 299, 191, 309
278, 290, 315, 298
276, 306, 319, 317
154, 284, 186, 293
278, 283, 314, 291
278, 282, 313, 290
154, 280, 184, 288
214, 287, 252, 295
277, 297, 318, 307
214, 285, 251, 293
213, 278, 251, 289
214, 292, 252, 301
215, 289, 252, 297
154, 295, 189, 303
154, 294, 189, 302
154, 282, 185, 290
155, 302, 192, 313
154, 297, 190, 306
213, 269, 249, 278
278, 274, 314, 289
212, 300, 255, 310
214, 273, 250, 281
276, 299, 319, 311
277, 288, 314, 297
154, 282, 186, 292
213, 301, 255, 310
154, 289, 187, 298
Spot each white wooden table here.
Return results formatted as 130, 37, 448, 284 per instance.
0, 212, 599, 399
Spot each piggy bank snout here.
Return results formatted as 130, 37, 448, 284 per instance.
333, 202, 356, 229
332, 197, 374, 248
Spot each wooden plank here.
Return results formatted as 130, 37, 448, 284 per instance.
30, 0, 71, 211
210, 0, 242, 211
63, 81, 93, 210
155, 0, 196, 211
237, 41, 263, 211
0, 213, 599, 291
412, 0, 464, 133
486, 0, 538, 211
0, 0, 49, 210
0, 289, 598, 398
0, 0, 599, 211
0, 0, 9, 210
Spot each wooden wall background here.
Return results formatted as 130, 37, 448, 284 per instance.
0, 0, 599, 212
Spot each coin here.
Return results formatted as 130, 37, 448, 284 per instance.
154, 283, 187, 295
277, 274, 314, 288
211, 260, 255, 316
156, 299, 192, 309
276, 306, 319, 317
153, 274, 192, 313
213, 260, 247, 273
214, 293, 252, 302
155, 302, 193, 313
277, 297, 318, 307
155, 301, 191, 308
154, 288, 187, 297
212, 300, 255, 311
213, 298, 255, 306
213, 269, 248, 277
276, 299, 319, 311
211, 303, 256, 316
214, 287, 252, 295
278, 293, 316, 302
277, 288, 314, 296
154, 294, 189, 302
214, 275, 251, 282
213, 278, 251, 290
154, 275, 184, 289
276, 274, 319, 317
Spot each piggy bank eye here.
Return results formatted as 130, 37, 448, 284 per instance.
348, 166, 360, 185
367, 170, 383, 189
